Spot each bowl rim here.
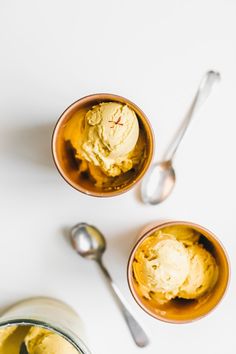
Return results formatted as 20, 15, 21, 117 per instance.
51, 93, 155, 197
127, 220, 230, 324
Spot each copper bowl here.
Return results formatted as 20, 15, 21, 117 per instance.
52, 94, 154, 197
127, 220, 230, 323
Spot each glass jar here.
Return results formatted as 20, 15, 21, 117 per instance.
0, 297, 91, 353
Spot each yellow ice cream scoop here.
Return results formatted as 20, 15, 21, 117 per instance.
0, 325, 17, 346
133, 235, 190, 303
24, 327, 78, 354
133, 225, 219, 304
179, 244, 219, 299
64, 102, 139, 177
0, 326, 29, 354
160, 226, 200, 246
0, 325, 78, 354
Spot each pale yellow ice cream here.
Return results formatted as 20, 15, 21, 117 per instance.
25, 326, 78, 354
0, 326, 78, 354
178, 244, 219, 299
64, 102, 140, 178
133, 235, 190, 304
0, 325, 17, 346
133, 226, 218, 304
0, 326, 29, 354
161, 225, 201, 245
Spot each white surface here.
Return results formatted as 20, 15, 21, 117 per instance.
0, 0, 235, 353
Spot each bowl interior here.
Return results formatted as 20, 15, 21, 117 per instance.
52, 94, 154, 197
128, 222, 229, 323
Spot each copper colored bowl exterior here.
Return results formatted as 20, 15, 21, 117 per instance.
127, 220, 230, 324
52, 94, 154, 197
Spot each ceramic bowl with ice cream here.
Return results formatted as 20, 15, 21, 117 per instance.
52, 94, 154, 197
127, 221, 229, 323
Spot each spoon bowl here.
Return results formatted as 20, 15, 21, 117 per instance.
141, 161, 176, 204
71, 223, 106, 261
141, 70, 220, 205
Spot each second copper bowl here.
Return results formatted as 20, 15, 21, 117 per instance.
127, 220, 230, 323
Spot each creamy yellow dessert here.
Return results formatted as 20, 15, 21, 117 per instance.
25, 327, 78, 354
0, 325, 17, 346
178, 244, 219, 299
64, 102, 145, 188
0, 325, 78, 354
133, 226, 218, 304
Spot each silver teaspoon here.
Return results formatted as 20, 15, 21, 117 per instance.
70, 223, 149, 348
141, 70, 221, 205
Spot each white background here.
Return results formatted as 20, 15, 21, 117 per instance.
0, 0, 235, 353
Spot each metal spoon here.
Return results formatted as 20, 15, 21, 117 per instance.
141, 70, 221, 205
20, 342, 28, 354
70, 222, 149, 348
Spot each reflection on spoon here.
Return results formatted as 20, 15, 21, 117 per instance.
141, 70, 221, 205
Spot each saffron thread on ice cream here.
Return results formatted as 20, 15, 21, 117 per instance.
63, 101, 146, 187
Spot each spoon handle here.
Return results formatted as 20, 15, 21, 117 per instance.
164, 70, 220, 161
20, 343, 29, 354
96, 260, 149, 348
